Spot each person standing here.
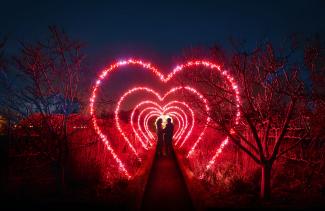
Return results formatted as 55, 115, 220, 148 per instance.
164, 118, 174, 156
156, 118, 164, 157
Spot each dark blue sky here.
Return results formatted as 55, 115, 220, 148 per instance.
1, 0, 325, 70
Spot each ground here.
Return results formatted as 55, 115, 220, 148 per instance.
141, 151, 194, 211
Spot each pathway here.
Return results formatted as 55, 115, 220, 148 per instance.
141, 151, 194, 211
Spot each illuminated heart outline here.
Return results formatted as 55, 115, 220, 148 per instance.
130, 101, 191, 144
130, 100, 194, 147
129, 100, 195, 148
143, 111, 184, 141
144, 101, 195, 143
142, 110, 185, 141
89, 59, 241, 178
114, 86, 210, 159
142, 110, 184, 144
133, 105, 187, 144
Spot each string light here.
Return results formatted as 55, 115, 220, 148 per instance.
143, 112, 161, 140
137, 107, 160, 146
142, 111, 183, 141
89, 59, 241, 178
130, 101, 161, 148
114, 86, 210, 160
206, 137, 229, 170
131, 100, 195, 145
163, 101, 195, 146
162, 106, 189, 142
133, 101, 193, 144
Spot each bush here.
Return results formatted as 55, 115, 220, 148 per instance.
229, 175, 253, 194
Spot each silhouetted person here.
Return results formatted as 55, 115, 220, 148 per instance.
164, 118, 174, 155
156, 118, 164, 156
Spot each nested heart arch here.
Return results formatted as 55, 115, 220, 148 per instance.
132, 104, 188, 148
130, 100, 195, 148
131, 100, 196, 147
114, 86, 210, 159
89, 59, 241, 179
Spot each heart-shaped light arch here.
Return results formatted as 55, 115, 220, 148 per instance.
89, 59, 241, 179
133, 101, 194, 145
134, 106, 186, 145
143, 111, 184, 142
114, 86, 210, 160
130, 100, 195, 148
141, 105, 189, 141
139, 108, 185, 143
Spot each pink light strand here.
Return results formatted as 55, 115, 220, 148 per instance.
89, 59, 241, 178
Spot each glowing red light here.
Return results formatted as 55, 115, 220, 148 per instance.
89, 59, 241, 178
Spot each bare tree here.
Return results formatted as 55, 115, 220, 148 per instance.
177, 40, 310, 199
303, 36, 325, 171
1, 26, 85, 192
305, 36, 325, 141
0, 36, 9, 196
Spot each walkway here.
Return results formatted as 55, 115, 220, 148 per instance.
141, 151, 194, 211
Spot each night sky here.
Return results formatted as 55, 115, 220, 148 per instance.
2, 0, 325, 71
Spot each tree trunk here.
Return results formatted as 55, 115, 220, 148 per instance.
260, 162, 272, 200
56, 127, 68, 195
59, 119, 69, 194
0, 133, 9, 196
57, 138, 68, 195
56, 136, 65, 195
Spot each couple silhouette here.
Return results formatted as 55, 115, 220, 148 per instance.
156, 118, 174, 157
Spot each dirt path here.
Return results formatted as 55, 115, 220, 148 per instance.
141, 151, 194, 211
